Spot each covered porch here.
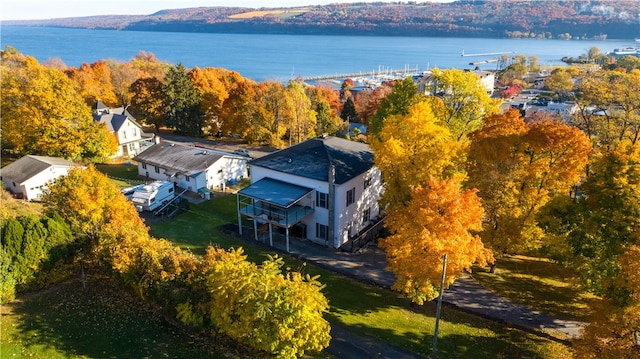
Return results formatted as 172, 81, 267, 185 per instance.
237, 177, 315, 252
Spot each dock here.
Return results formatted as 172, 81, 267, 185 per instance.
302, 67, 420, 81
462, 50, 513, 57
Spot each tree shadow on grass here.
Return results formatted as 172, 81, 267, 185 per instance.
4, 276, 255, 359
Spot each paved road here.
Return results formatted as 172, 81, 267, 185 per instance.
236, 234, 585, 358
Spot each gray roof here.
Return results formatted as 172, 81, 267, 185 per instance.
238, 177, 313, 207
133, 142, 236, 177
92, 107, 142, 132
249, 136, 374, 184
0, 155, 76, 184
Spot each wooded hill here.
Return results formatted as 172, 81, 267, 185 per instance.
6, 1, 640, 40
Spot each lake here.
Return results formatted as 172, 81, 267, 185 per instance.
1, 26, 636, 82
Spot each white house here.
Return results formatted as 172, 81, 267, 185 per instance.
237, 136, 383, 251
0, 155, 79, 201
132, 141, 248, 196
92, 101, 154, 158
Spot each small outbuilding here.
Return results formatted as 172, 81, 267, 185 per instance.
0, 155, 79, 200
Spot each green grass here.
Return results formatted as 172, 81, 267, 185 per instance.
1, 192, 575, 358
95, 162, 146, 187
0, 276, 243, 359
472, 256, 601, 322
147, 194, 573, 358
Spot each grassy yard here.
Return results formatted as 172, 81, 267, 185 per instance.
1, 189, 577, 358
0, 275, 251, 359
147, 194, 573, 358
472, 256, 601, 322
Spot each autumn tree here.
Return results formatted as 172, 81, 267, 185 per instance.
429, 68, 501, 140
41, 165, 149, 254
354, 85, 392, 125
106, 60, 142, 107
190, 66, 231, 136
573, 69, 640, 148
307, 85, 344, 136
380, 177, 493, 304
371, 100, 491, 303
370, 77, 426, 139
130, 51, 168, 80
163, 63, 202, 137
178, 247, 331, 358
286, 80, 316, 145
467, 109, 592, 255
1, 52, 117, 160
544, 67, 574, 94
130, 77, 166, 130
65, 61, 118, 106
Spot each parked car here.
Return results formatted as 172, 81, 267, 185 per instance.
233, 149, 252, 158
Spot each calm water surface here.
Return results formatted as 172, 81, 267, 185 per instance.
1, 26, 635, 81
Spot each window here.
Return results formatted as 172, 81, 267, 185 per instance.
154, 166, 160, 174
362, 208, 371, 224
364, 177, 372, 189
346, 187, 355, 206
316, 191, 328, 209
316, 223, 328, 240
185, 176, 190, 182
142, 163, 147, 170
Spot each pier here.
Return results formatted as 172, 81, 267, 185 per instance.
461, 50, 514, 57
302, 67, 420, 81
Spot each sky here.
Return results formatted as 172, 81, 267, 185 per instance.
2, 0, 455, 21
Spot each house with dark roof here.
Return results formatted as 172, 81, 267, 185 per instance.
133, 141, 248, 196
237, 135, 383, 251
92, 102, 153, 158
0, 155, 80, 200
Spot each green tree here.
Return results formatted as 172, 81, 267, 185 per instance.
430, 68, 501, 140
163, 63, 202, 137
370, 77, 425, 139
340, 97, 358, 122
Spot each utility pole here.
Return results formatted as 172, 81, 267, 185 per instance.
432, 253, 447, 358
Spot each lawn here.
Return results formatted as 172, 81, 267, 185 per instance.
94, 162, 147, 187
0, 275, 252, 359
147, 194, 573, 358
471, 256, 601, 322
2, 191, 575, 358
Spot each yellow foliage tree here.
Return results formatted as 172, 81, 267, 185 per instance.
1, 52, 117, 160
370, 100, 466, 210
429, 68, 501, 140
183, 247, 331, 358
380, 177, 493, 304
371, 100, 492, 303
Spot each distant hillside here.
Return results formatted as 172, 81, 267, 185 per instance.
5, 1, 640, 40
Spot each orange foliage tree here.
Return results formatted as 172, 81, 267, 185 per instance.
467, 109, 592, 255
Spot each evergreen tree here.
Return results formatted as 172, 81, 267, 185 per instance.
163, 63, 202, 137
340, 97, 358, 123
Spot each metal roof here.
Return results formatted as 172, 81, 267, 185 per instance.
238, 177, 313, 208
249, 136, 374, 184
133, 142, 242, 177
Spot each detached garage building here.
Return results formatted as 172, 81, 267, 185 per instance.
0, 155, 78, 201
